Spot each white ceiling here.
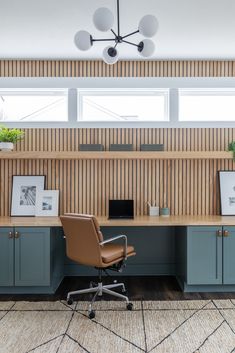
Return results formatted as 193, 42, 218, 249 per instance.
0, 0, 235, 60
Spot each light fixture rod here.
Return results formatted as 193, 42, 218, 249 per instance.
122, 30, 139, 40
117, 0, 120, 36
111, 29, 118, 37
92, 38, 116, 42
122, 39, 140, 48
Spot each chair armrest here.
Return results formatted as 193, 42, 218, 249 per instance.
100, 235, 127, 260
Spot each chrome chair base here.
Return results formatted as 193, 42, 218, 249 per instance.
67, 281, 133, 319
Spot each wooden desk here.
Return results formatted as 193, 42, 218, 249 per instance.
93, 215, 235, 227
1, 215, 235, 294
1, 215, 235, 227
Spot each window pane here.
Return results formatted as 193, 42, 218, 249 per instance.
0, 89, 68, 122
179, 89, 235, 121
79, 91, 168, 121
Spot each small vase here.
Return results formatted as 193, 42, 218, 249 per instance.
0, 142, 14, 151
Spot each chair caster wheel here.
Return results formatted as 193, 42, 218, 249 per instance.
89, 281, 96, 288
67, 298, 73, 305
88, 310, 95, 319
127, 303, 133, 311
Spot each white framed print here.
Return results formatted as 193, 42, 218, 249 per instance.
35, 190, 59, 217
219, 171, 235, 215
11, 175, 45, 216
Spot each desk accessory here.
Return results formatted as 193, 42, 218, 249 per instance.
11, 175, 45, 216
140, 144, 164, 151
79, 144, 104, 151
219, 171, 235, 215
110, 144, 133, 151
109, 199, 134, 219
35, 190, 59, 216
147, 201, 159, 216
160, 207, 170, 216
0, 126, 24, 151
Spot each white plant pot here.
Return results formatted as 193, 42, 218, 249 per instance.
0, 142, 14, 151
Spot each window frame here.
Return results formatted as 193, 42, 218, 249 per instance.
0, 88, 69, 123
0, 77, 235, 128
78, 89, 169, 123
179, 88, 235, 122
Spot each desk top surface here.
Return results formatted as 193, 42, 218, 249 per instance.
1, 215, 235, 227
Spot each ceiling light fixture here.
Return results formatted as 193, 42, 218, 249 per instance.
74, 0, 158, 64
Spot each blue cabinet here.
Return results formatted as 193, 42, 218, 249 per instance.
0, 228, 14, 286
187, 227, 222, 285
0, 226, 64, 293
223, 227, 235, 285
178, 226, 235, 288
15, 228, 50, 286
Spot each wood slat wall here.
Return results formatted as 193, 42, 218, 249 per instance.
0, 60, 235, 77
0, 60, 235, 217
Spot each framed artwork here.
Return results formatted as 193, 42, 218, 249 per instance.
219, 171, 235, 215
35, 190, 59, 217
11, 175, 45, 216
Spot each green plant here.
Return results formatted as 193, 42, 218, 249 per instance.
228, 141, 235, 160
0, 126, 24, 143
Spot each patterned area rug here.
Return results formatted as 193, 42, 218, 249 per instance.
0, 300, 234, 353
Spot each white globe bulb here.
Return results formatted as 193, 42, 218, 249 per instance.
138, 39, 155, 57
139, 15, 158, 38
74, 30, 92, 51
103, 46, 119, 65
93, 7, 114, 32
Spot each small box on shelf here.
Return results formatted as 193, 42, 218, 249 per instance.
79, 144, 104, 151
110, 144, 133, 151
140, 144, 164, 151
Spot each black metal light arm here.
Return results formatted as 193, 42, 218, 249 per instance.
122, 39, 141, 48
117, 0, 120, 36
111, 29, 118, 37
92, 38, 116, 42
122, 30, 139, 40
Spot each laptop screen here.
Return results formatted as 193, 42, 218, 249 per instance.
109, 200, 134, 219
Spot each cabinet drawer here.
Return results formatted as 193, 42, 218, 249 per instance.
187, 227, 222, 285
223, 227, 235, 285
0, 228, 14, 286
14, 227, 51, 286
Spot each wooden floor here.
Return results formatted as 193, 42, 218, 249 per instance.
1, 276, 235, 301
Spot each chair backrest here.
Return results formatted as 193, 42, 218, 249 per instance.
60, 214, 104, 267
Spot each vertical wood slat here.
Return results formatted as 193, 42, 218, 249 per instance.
0, 60, 234, 77
1, 127, 234, 217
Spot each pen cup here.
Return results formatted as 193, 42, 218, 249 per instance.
148, 206, 159, 216
160, 207, 170, 217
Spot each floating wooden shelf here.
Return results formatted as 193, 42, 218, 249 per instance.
0, 151, 233, 160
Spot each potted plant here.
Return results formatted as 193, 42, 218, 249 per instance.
0, 126, 24, 151
228, 141, 235, 160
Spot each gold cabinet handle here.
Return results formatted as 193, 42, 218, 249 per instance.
15, 231, 19, 239
217, 230, 222, 237
8, 231, 13, 239
224, 230, 229, 237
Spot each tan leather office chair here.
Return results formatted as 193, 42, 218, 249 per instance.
60, 213, 136, 319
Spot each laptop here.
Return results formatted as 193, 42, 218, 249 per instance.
109, 200, 134, 219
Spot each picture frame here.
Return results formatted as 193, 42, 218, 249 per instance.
219, 171, 235, 215
35, 190, 59, 217
11, 175, 45, 216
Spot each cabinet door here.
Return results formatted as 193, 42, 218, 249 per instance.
0, 228, 14, 286
223, 227, 235, 284
187, 227, 222, 285
14, 227, 50, 286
